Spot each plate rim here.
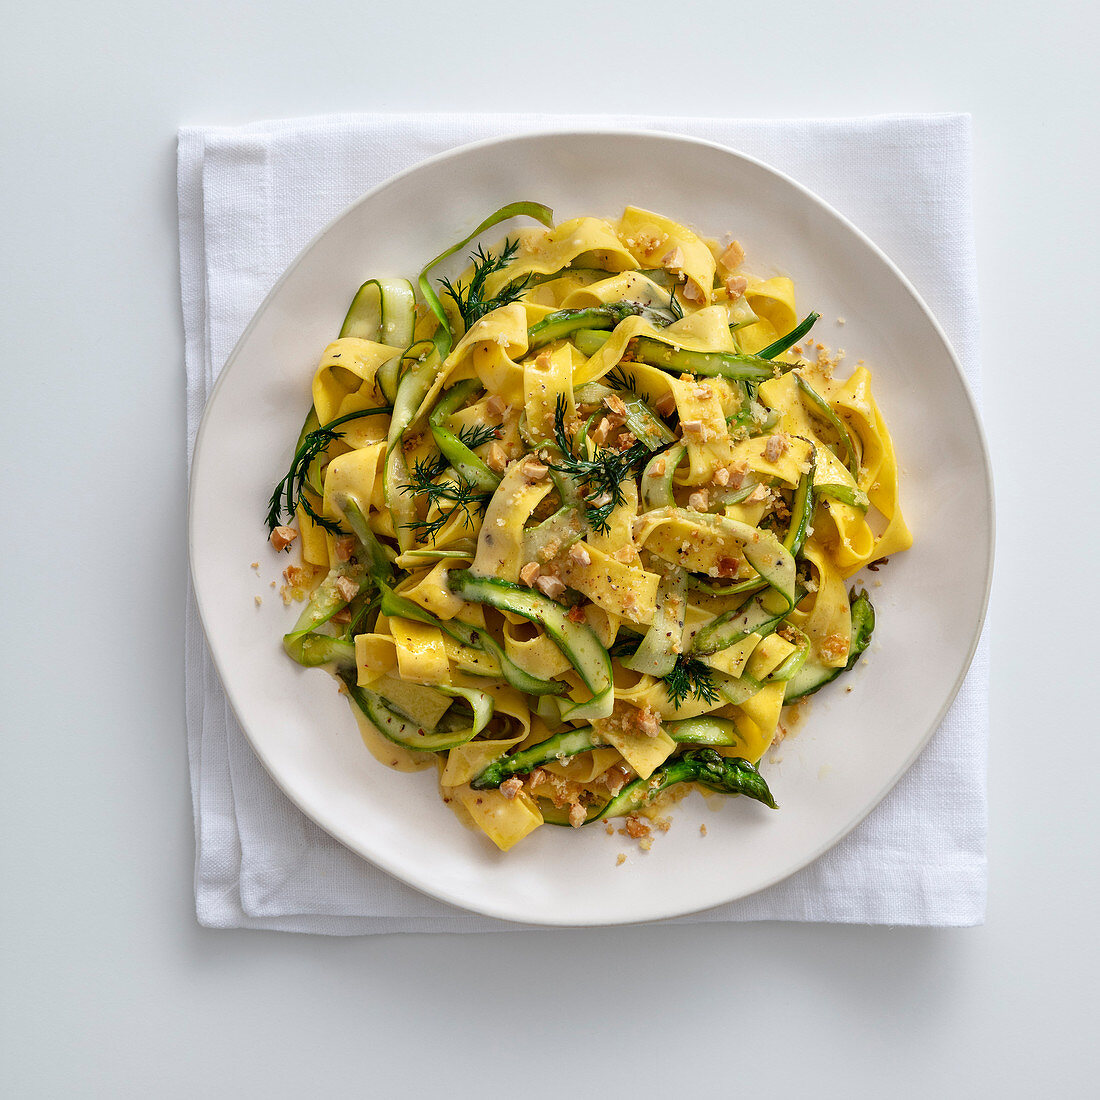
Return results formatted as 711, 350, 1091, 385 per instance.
187, 127, 995, 926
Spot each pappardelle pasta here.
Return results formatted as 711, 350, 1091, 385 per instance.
267, 203, 912, 851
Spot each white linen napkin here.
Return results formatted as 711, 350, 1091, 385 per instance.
179, 112, 987, 933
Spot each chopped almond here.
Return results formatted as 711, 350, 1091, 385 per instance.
519, 561, 541, 587
764, 432, 790, 462
744, 484, 769, 504
604, 394, 628, 419
335, 575, 360, 602
688, 489, 709, 512
500, 777, 523, 801
526, 767, 547, 791
486, 441, 508, 472
522, 457, 548, 481
612, 546, 638, 565
568, 543, 592, 566
614, 430, 637, 452
333, 536, 356, 562
682, 281, 705, 304
591, 417, 612, 445
725, 275, 748, 300
654, 392, 676, 417
270, 525, 299, 552
568, 803, 587, 829
486, 393, 508, 419
719, 240, 745, 270
712, 466, 730, 487
604, 766, 630, 797
535, 574, 566, 599
661, 246, 685, 272
680, 419, 709, 443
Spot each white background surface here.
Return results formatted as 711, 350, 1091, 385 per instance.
2, 1, 1096, 1096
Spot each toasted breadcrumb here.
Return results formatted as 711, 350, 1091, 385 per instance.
254, 596, 262, 607
616, 853, 627, 866
699, 823, 707, 837
623, 705, 662, 739
519, 562, 540, 586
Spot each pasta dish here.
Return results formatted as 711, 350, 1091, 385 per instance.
265, 202, 912, 851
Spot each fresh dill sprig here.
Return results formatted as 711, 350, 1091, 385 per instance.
456, 422, 500, 450
606, 367, 639, 394
266, 407, 394, 539
267, 427, 345, 537
662, 655, 721, 709
543, 395, 653, 534
438, 238, 532, 329
400, 454, 492, 544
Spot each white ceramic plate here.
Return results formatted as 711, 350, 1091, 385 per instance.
189, 131, 993, 926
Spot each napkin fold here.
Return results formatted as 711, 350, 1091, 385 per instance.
179, 112, 987, 933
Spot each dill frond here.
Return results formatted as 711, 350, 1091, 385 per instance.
439, 238, 532, 329
606, 367, 639, 394
543, 395, 653, 534
457, 422, 500, 450
662, 656, 720, 709
400, 455, 491, 544
266, 407, 393, 537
